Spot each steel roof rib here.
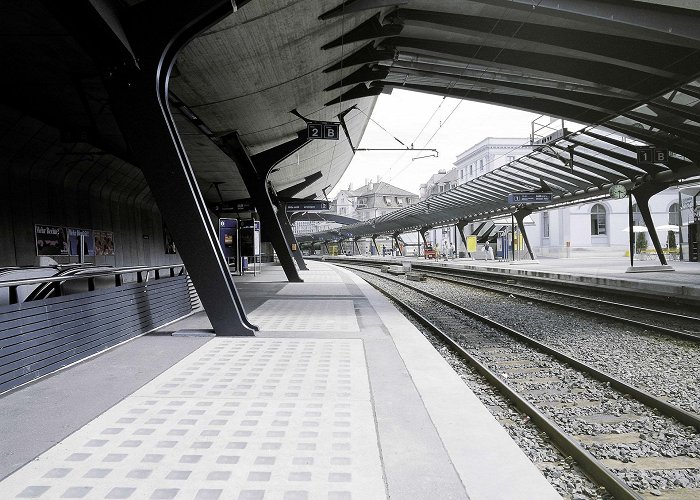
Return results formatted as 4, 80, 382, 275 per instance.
549, 143, 647, 179
519, 152, 606, 187
513, 160, 587, 193
624, 110, 700, 145
601, 122, 700, 160
488, 168, 542, 190
562, 137, 666, 176
479, 171, 538, 194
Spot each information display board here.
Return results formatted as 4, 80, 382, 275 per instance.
507, 192, 553, 204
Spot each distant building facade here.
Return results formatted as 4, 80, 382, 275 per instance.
332, 179, 419, 222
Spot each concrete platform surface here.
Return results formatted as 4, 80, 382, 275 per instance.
0, 261, 561, 500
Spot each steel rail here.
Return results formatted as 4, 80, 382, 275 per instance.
355, 268, 642, 500
338, 263, 700, 431
417, 267, 700, 342
418, 265, 700, 323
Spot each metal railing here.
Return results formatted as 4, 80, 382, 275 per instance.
0, 264, 187, 305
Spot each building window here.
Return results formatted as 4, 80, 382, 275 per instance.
542, 211, 550, 238
469, 165, 473, 176
507, 156, 515, 163
460, 169, 464, 180
479, 159, 484, 172
591, 204, 607, 235
669, 202, 680, 225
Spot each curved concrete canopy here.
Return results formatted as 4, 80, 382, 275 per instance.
1, 0, 699, 210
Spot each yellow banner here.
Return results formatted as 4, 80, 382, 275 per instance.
467, 235, 477, 252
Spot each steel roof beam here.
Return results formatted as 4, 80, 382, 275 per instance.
382, 65, 632, 114
379, 81, 610, 125
487, 0, 700, 46
384, 37, 675, 94
392, 9, 694, 79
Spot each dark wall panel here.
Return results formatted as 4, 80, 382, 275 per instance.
0, 275, 194, 394
0, 105, 180, 269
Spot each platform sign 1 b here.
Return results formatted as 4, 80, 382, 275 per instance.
307, 122, 340, 140
637, 147, 669, 165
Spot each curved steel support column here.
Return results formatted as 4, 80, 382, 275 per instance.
220, 132, 303, 282
100, 0, 257, 335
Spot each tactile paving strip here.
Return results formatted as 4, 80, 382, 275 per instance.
292, 272, 342, 283
248, 301, 359, 332
276, 284, 353, 296
0, 339, 385, 500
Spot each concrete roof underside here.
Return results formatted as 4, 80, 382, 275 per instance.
1, 0, 700, 216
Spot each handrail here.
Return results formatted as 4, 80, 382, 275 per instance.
0, 264, 187, 305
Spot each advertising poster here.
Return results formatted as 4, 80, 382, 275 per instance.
467, 235, 477, 253
94, 230, 115, 256
68, 228, 95, 256
35, 224, 69, 256
239, 219, 260, 256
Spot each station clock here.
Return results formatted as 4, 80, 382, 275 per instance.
609, 184, 627, 199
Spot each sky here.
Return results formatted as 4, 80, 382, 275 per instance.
330, 89, 542, 197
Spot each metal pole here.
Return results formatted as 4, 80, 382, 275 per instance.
79, 234, 85, 264
678, 190, 684, 261
511, 214, 515, 262
628, 193, 634, 267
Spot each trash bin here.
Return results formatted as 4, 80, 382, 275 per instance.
458, 251, 466, 258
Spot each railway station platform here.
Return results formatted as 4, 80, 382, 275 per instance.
0, 260, 561, 500
349, 255, 700, 305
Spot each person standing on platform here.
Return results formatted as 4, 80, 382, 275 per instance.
484, 241, 493, 260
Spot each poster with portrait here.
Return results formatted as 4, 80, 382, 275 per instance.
94, 230, 115, 255
35, 224, 69, 256
68, 228, 95, 256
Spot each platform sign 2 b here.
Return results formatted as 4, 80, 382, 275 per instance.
307, 122, 340, 140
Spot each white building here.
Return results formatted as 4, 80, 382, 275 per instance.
454, 137, 532, 185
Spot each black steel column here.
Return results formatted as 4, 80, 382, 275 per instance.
277, 205, 309, 270
220, 132, 303, 282
419, 227, 431, 259
456, 219, 471, 257
371, 235, 380, 255
514, 209, 536, 260
96, 0, 256, 335
392, 232, 403, 256
633, 182, 673, 266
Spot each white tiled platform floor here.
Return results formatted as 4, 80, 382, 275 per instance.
0, 339, 385, 500
248, 301, 359, 332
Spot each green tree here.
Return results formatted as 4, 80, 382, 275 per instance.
635, 231, 648, 253
668, 230, 677, 249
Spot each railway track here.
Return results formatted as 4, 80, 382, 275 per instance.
409, 265, 700, 342
339, 263, 700, 500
